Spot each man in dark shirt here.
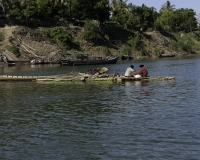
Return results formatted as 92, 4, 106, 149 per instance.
136, 64, 148, 77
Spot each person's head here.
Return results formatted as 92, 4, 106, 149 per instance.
130, 65, 134, 69
139, 64, 144, 68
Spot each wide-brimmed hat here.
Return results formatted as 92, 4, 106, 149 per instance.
130, 65, 134, 68
139, 64, 144, 67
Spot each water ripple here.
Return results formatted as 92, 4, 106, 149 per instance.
1, 58, 200, 159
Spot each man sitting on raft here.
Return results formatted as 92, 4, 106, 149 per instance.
125, 65, 135, 77
135, 64, 148, 77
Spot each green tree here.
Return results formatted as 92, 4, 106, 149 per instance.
0, 0, 12, 12
155, 9, 174, 30
180, 9, 197, 32
23, 0, 38, 22
141, 4, 157, 30
94, 0, 110, 24
156, 2, 197, 31
160, 0, 175, 11
70, 0, 109, 22
125, 4, 141, 26
50, 26, 72, 48
110, 1, 157, 29
9, 0, 24, 21
37, 0, 54, 21
110, 0, 129, 25
155, 1, 176, 30
82, 20, 99, 42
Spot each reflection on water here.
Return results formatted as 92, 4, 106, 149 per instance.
0, 58, 200, 159
124, 81, 148, 87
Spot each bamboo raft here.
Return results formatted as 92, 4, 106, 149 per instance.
0, 75, 47, 81
0, 73, 175, 83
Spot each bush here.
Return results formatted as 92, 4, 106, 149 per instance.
171, 33, 195, 53
170, 40, 178, 51
154, 48, 164, 56
121, 46, 132, 55
82, 20, 99, 42
40, 27, 73, 49
141, 49, 150, 57
127, 36, 143, 51
0, 32, 5, 42
50, 27, 72, 44
146, 28, 153, 32
5, 45, 21, 57
40, 28, 50, 38
99, 46, 111, 56
171, 40, 193, 53
181, 43, 192, 52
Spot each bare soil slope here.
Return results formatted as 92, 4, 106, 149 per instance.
0, 25, 19, 60
0, 25, 200, 61
0, 25, 63, 61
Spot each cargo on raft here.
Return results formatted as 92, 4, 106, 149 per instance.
36, 67, 175, 83
0, 67, 175, 83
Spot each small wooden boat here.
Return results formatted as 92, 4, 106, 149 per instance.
7, 60, 30, 65
33, 61, 58, 65
60, 56, 119, 66
60, 60, 74, 66
121, 55, 133, 60
8, 62, 16, 66
159, 54, 175, 58
73, 56, 119, 66
30, 59, 59, 65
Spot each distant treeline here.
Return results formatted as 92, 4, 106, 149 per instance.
0, 0, 199, 32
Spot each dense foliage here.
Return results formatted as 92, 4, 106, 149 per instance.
0, 0, 198, 32
81, 20, 100, 41
40, 26, 75, 49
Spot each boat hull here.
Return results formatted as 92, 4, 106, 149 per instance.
8, 63, 16, 66
60, 56, 119, 66
121, 55, 133, 60
7, 60, 30, 65
158, 54, 175, 58
33, 61, 58, 65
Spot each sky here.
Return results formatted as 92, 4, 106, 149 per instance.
127, 0, 200, 14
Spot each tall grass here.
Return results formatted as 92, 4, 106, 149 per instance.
5, 45, 21, 57
0, 32, 5, 42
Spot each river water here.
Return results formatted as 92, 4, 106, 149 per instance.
0, 57, 200, 160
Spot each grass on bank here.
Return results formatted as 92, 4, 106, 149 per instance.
169, 32, 200, 53
0, 32, 5, 42
5, 45, 21, 57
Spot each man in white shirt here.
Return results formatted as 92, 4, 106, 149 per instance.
125, 65, 135, 77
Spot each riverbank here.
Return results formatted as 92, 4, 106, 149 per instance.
1, 25, 200, 62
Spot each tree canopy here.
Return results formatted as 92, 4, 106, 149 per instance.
1, 0, 198, 32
